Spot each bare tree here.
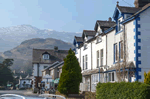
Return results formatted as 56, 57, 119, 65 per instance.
115, 27, 135, 82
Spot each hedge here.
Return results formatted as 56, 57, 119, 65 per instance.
96, 82, 150, 99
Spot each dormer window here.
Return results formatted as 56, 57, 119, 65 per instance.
95, 32, 99, 37
96, 36, 102, 43
76, 43, 78, 48
43, 54, 49, 60
118, 20, 121, 31
84, 44, 87, 50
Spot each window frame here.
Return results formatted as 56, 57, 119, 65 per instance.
100, 49, 103, 66
43, 54, 49, 60
119, 41, 123, 60
85, 55, 88, 69
114, 43, 118, 62
97, 50, 100, 68
118, 20, 121, 31
83, 56, 84, 70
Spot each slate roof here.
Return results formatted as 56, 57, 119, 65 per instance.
82, 68, 104, 76
117, 6, 141, 14
49, 61, 64, 70
97, 21, 116, 28
42, 61, 59, 71
32, 49, 68, 64
75, 36, 83, 42
83, 30, 96, 36
94, 20, 115, 32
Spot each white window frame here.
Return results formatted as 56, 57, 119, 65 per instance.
43, 54, 49, 60
119, 41, 123, 60
85, 55, 88, 69
108, 72, 115, 82
100, 49, 103, 66
84, 44, 87, 50
97, 50, 99, 68
96, 37, 102, 43
114, 43, 118, 62
83, 56, 84, 70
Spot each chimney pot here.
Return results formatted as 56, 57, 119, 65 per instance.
109, 17, 112, 22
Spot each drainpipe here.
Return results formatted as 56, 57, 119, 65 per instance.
37, 63, 39, 88
105, 34, 108, 83
90, 42, 93, 92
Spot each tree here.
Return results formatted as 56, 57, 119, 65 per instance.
0, 59, 14, 86
144, 71, 150, 85
115, 27, 135, 82
57, 48, 82, 96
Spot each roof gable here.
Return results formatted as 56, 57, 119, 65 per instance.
113, 6, 122, 20
32, 49, 68, 64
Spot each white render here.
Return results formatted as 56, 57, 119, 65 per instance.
19, 79, 32, 88
139, 7, 150, 82
74, 3, 150, 92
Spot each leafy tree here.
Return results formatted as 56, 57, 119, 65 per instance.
144, 71, 150, 85
0, 59, 14, 86
57, 48, 82, 96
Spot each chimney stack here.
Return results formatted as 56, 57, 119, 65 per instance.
134, 0, 150, 8
108, 17, 112, 22
54, 46, 58, 51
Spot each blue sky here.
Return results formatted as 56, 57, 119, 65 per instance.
0, 0, 135, 32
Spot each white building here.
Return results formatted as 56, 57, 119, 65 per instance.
19, 74, 32, 89
73, 0, 150, 92
32, 47, 68, 92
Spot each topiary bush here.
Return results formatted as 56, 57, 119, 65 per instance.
96, 82, 150, 99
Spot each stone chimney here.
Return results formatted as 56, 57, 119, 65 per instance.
108, 17, 112, 22
54, 46, 58, 51
134, 0, 150, 8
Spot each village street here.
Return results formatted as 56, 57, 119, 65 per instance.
0, 90, 38, 96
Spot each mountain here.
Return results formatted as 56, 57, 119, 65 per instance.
0, 24, 82, 52
1, 38, 74, 71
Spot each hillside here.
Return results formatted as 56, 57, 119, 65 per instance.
1, 38, 74, 71
0, 24, 81, 52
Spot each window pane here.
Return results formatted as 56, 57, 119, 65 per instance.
116, 44, 118, 61
97, 51, 99, 67
112, 72, 114, 81
109, 73, 111, 81
101, 49, 103, 66
121, 41, 123, 59
83, 56, 84, 70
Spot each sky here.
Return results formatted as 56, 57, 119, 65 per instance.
0, 0, 135, 32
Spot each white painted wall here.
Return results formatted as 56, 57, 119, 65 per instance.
92, 36, 106, 69
19, 79, 32, 88
139, 7, 150, 82
125, 20, 136, 65
107, 30, 115, 67
33, 63, 52, 77
80, 42, 92, 71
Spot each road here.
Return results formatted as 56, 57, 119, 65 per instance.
0, 90, 39, 96
0, 90, 65, 99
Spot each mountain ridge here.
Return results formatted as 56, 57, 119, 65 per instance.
0, 38, 74, 71
0, 24, 81, 52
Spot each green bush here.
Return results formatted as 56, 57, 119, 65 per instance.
57, 48, 82, 96
144, 71, 150, 85
96, 82, 150, 99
